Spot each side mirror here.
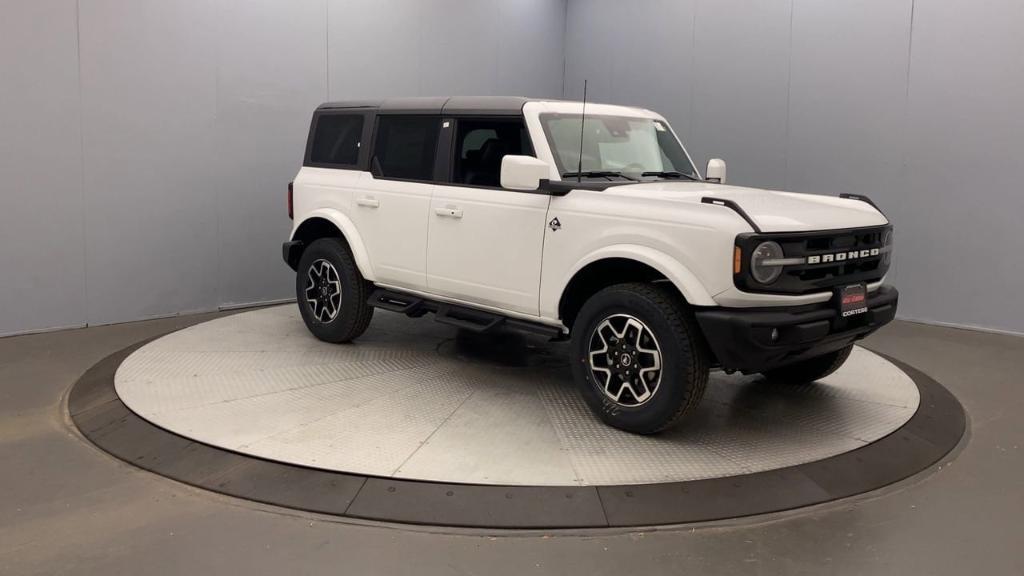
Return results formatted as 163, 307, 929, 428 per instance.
706, 158, 727, 184
500, 156, 551, 191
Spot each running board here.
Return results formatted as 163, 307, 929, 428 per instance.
367, 288, 563, 339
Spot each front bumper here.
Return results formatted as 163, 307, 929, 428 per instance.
694, 285, 898, 374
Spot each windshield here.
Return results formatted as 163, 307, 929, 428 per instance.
539, 113, 698, 181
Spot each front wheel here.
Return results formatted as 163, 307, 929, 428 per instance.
762, 345, 853, 384
570, 283, 710, 434
295, 238, 374, 343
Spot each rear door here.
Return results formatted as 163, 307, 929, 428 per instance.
426, 117, 550, 315
349, 114, 440, 291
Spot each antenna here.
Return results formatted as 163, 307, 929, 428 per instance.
576, 79, 587, 183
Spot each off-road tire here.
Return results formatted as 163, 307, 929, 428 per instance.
570, 282, 710, 434
295, 238, 374, 343
762, 345, 853, 384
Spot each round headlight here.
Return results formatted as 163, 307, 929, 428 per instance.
750, 241, 784, 284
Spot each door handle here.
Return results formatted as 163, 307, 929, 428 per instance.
356, 196, 379, 208
434, 207, 463, 219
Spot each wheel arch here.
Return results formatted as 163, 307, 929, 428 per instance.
553, 246, 716, 329
289, 209, 375, 281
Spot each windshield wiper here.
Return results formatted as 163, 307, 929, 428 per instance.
641, 170, 698, 181
561, 171, 637, 182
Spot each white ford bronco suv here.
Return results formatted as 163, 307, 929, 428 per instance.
283, 96, 897, 434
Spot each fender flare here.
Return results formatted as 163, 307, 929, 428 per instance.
549, 244, 717, 315
291, 208, 376, 281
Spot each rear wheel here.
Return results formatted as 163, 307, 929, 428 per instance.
762, 345, 853, 384
570, 283, 710, 434
295, 238, 374, 343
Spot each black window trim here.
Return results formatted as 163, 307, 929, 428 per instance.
434, 114, 546, 195
303, 109, 373, 170
305, 109, 556, 196
365, 113, 445, 185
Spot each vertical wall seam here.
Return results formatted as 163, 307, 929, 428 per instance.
900, 0, 916, 181
560, 0, 569, 98
687, 2, 698, 140
325, 0, 330, 99
891, 0, 916, 286
902, 0, 916, 135
491, 0, 499, 94
214, 0, 224, 309
781, 0, 796, 191
75, 0, 90, 326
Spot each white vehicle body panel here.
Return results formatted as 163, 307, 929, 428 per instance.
428, 184, 550, 315
348, 172, 432, 290
290, 167, 376, 281
597, 182, 888, 233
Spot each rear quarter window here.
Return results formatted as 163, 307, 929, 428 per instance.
308, 113, 364, 167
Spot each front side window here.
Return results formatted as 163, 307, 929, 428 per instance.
309, 113, 364, 166
371, 115, 440, 181
452, 118, 532, 187
540, 114, 697, 181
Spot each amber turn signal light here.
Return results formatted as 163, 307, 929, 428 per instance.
733, 246, 742, 274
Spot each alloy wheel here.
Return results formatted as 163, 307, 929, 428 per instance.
305, 259, 342, 322
587, 314, 663, 406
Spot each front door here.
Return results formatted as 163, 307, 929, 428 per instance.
426, 117, 550, 316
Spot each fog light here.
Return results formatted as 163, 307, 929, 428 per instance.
770, 328, 780, 343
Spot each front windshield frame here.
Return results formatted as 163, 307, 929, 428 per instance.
538, 112, 701, 182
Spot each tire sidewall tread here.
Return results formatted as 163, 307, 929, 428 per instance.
295, 238, 374, 343
570, 282, 710, 434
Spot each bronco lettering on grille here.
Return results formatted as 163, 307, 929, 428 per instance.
806, 248, 880, 265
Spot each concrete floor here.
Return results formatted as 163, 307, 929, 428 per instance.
0, 310, 1021, 575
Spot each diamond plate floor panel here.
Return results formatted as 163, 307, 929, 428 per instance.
114, 305, 920, 486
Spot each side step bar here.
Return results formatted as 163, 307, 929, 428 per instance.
367, 288, 564, 340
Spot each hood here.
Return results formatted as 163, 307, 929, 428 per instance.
605, 181, 888, 232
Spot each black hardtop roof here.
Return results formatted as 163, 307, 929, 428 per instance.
317, 96, 554, 116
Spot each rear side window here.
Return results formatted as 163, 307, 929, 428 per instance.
371, 115, 439, 181
309, 113, 364, 166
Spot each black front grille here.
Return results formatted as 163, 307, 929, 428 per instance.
735, 225, 892, 295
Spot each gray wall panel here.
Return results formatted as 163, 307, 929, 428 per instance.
1, 0, 566, 336
79, 0, 221, 325
327, 0, 422, 99
328, 0, 566, 100
785, 0, 912, 201
493, 0, 567, 98
565, 0, 694, 138
563, 0, 619, 104
418, 0, 501, 96
899, 0, 1024, 332
690, 0, 792, 188
214, 0, 328, 307
0, 0, 86, 336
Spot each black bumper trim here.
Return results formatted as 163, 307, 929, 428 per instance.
282, 240, 304, 271
695, 286, 899, 374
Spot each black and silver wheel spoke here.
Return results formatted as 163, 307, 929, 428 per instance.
305, 259, 343, 323
587, 314, 662, 407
